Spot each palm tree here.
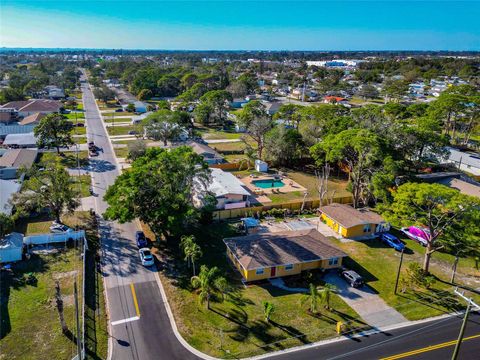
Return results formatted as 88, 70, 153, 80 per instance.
300, 283, 321, 314
191, 265, 227, 309
320, 283, 337, 310
180, 235, 202, 275
262, 301, 275, 323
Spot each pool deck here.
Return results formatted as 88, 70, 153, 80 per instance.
241, 174, 307, 195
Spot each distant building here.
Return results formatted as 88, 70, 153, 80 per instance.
3, 132, 38, 148
0, 99, 62, 117
0, 179, 21, 215
0, 107, 19, 124
19, 112, 45, 126
188, 141, 224, 165
441, 147, 480, 176
0, 232, 24, 263
417, 172, 480, 199
0, 148, 38, 179
45, 85, 65, 100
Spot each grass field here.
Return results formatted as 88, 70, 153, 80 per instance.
329, 233, 477, 321
107, 125, 142, 136
103, 117, 132, 123
38, 151, 89, 168
2, 212, 107, 360
194, 125, 242, 140
70, 126, 87, 135
71, 174, 91, 197
210, 141, 246, 153
114, 147, 129, 158
154, 222, 364, 358
65, 112, 85, 120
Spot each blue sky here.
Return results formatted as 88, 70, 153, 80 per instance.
1, 1, 479, 50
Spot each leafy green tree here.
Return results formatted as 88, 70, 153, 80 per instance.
274, 104, 303, 129
311, 129, 382, 208
357, 84, 380, 100
300, 283, 322, 314
264, 126, 304, 167
238, 100, 272, 159
126, 103, 136, 112
12, 160, 79, 223
104, 147, 210, 238
0, 214, 14, 239
143, 110, 184, 146
34, 114, 73, 154
262, 301, 275, 323
137, 88, 152, 100
382, 79, 409, 102
127, 140, 147, 161
387, 182, 480, 273
194, 90, 232, 125
93, 85, 115, 104
191, 265, 227, 309
428, 92, 467, 137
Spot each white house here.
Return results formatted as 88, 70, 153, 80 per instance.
442, 147, 480, 176
203, 168, 250, 210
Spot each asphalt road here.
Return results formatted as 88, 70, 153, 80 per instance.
80, 72, 198, 360
80, 72, 479, 360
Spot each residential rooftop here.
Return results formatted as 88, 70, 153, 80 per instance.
319, 203, 385, 228
224, 229, 347, 270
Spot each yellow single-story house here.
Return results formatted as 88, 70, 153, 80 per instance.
319, 203, 390, 239
224, 229, 347, 282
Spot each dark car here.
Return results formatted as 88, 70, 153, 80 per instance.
380, 232, 405, 252
136, 231, 148, 248
115, 108, 124, 112
341, 270, 364, 288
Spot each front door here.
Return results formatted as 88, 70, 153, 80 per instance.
270, 267, 276, 277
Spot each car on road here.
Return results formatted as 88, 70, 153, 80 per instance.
380, 233, 405, 252
341, 269, 364, 288
136, 231, 148, 248
89, 149, 98, 157
50, 222, 73, 233
139, 248, 154, 267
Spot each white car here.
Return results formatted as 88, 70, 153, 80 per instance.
50, 222, 73, 233
139, 248, 154, 267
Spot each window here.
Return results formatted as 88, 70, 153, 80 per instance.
363, 224, 371, 233
256, 268, 264, 275
285, 264, 294, 271
329, 257, 339, 266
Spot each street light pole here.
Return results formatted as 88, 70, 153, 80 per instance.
394, 249, 404, 295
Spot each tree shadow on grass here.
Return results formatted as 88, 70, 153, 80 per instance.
397, 287, 464, 314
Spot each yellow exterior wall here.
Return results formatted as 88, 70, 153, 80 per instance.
321, 213, 376, 238
227, 247, 344, 282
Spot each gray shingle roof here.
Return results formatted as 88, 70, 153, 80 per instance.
224, 229, 346, 270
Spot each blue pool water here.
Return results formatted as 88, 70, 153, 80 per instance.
252, 179, 285, 189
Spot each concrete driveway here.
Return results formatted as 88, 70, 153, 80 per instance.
324, 272, 408, 329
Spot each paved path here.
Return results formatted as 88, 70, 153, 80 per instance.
324, 273, 408, 328
80, 71, 199, 360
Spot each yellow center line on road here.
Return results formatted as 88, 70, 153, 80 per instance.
380, 333, 480, 360
130, 283, 141, 317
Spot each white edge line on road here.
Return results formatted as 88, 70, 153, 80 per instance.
111, 316, 140, 326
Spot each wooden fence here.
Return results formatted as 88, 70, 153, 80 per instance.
212, 195, 353, 221
210, 162, 248, 171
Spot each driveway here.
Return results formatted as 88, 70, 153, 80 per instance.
324, 272, 408, 329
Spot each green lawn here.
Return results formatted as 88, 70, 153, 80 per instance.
194, 125, 242, 140
114, 147, 129, 158
71, 174, 91, 197
107, 125, 141, 136
152, 222, 364, 358
104, 117, 132, 123
328, 233, 476, 321
210, 141, 246, 153
73, 136, 87, 144
38, 151, 89, 168
65, 112, 85, 120
2, 212, 107, 360
70, 126, 87, 135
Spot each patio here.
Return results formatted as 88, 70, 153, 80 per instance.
240, 174, 307, 195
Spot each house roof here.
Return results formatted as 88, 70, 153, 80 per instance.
0, 148, 38, 169
437, 178, 480, 198
188, 141, 223, 159
324, 96, 347, 102
319, 203, 386, 228
209, 168, 250, 197
224, 229, 347, 270
1, 99, 61, 113
0, 179, 21, 215
19, 112, 45, 125
0, 232, 23, 249
446, 147, 480, 169
3, 132, 37, 146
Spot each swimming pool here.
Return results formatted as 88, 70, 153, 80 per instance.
252, 179, 285, 189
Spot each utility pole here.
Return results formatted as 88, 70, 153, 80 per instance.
74, 281, 82, 360
394, 249, 404, 295
452, 288, 480, 360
